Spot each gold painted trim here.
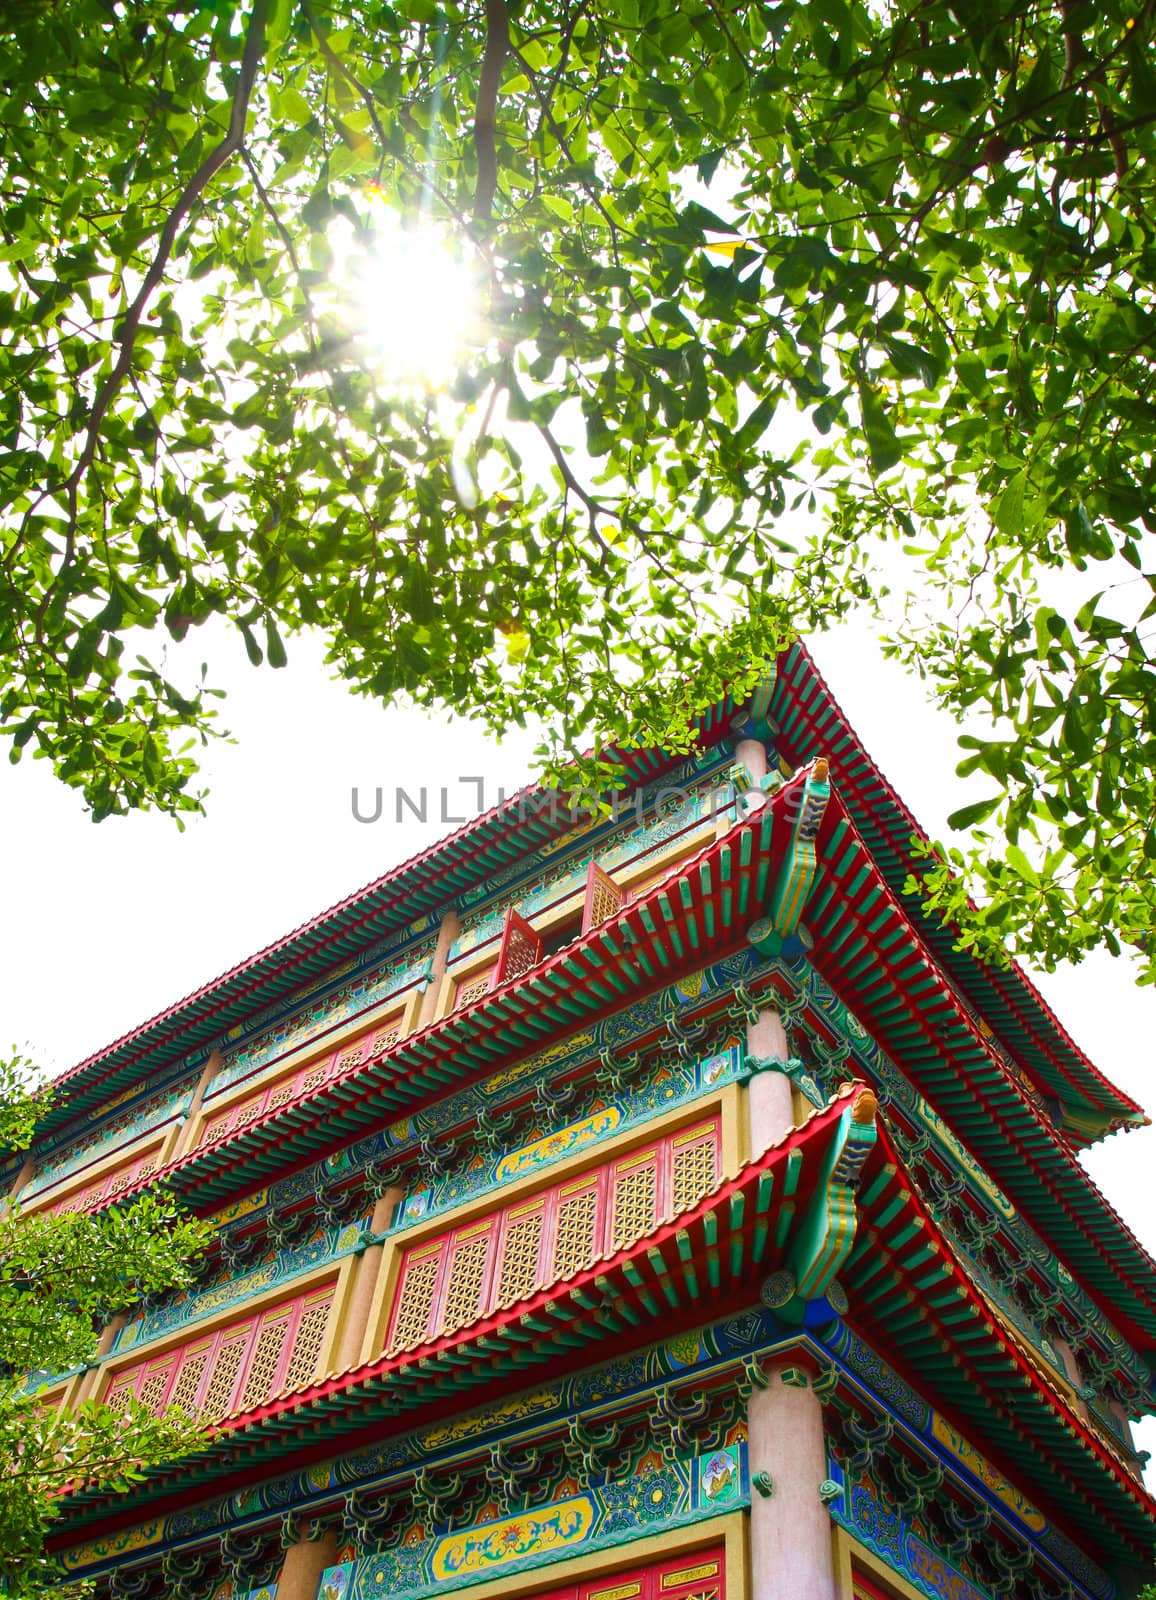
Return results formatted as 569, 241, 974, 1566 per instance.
361, 1086, 741, 1365
431, 1509, 748, 1600
616, 821, 717, 899
832, 1527, 928, 1600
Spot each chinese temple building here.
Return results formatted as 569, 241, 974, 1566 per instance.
11, 645, 1156, 1600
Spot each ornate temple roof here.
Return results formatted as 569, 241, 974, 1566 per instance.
40, 646, 1140, 1152
765, 644, 1143, 1143
59, 763, 1156, 1353
37, 713, 737, 1137
52, 1085, 1156, 1567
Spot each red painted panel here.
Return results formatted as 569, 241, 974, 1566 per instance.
388, 1116, 722, 1351
524, 1544, 726, 1600
102, 1283, 335, 1422
582, 861, 627, 935
496, 908, 543, 985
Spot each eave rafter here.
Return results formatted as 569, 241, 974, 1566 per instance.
52, 1087, 1156, 1565
88, 772, 799, 1216
802, 797, 1156, 1346
62, 762, 1156, 1351
38, 717, 735, 1137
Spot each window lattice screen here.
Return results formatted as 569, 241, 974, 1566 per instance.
582, 861, 627, 934
495, 909, 543, 985
439, 1225, 496, 1336
670, 1124, 720, 1216
282, 1290, 333, 1392
197, 1013, 406, 1150
387, 1117, 722, 1354
103, 1282, 335, 1424
46, 1146, 164, 1217
455, 971, 494, 1010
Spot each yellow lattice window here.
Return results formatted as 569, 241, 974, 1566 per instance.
372, 1025, 400, 1055
137, 1357, 176, 1416
199, 1115, 231, 1149
199, 1331, 250, 1421
496, 909, 542, 983
670, 1123, 719, 1217
335, 1044, 364, 1073
167, 1344, 211, 1415
238, 1314, 291, 1412
233, 1097, 265, 1129
266, 1084, 295, 1111
281, 1291, 333, 1392
439, 1223, 495, 1337
389, 1244, 444, 1354
582, 860, 627, 933
105, 1373, 138, 1411
387, 1113, 722, 1357
494, 1200, 545, 1310
552, 1178, 601, 1280
456, 972, 493, 1010
609, 1149, 659, 1252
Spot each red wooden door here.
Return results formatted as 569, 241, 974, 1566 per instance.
527, 1545, 726, 1600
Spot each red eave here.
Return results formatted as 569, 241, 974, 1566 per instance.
805, 793, 1156, 1348
79, 774, 792, 1215
772, 643, 1144, 1132
51, 1087, 1156, 1561
41, 731, 733, 1135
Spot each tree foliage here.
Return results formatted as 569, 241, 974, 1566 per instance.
0, 1056, 209, 1596
1, 0, 1155, 971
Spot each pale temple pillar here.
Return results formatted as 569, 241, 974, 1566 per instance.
735, 736, 769, 787
747, 1007, 794, 1155
749, 1359, 837, 1600
275, 1527, 339, 1600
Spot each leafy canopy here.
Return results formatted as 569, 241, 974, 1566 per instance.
2, 0, 1155, 972
0, 1056, 209, 1597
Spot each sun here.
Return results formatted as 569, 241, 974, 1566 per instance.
348, 198, 478, 389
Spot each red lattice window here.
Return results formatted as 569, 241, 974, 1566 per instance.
103, 1283, 335, 1422
46, 1146, 163, 1217
495, 908, 543, 985
386, 1117, 721, 1353
197, 1015, 404, 1150
582, 861, 627, 934
525, 1545, 725, 1600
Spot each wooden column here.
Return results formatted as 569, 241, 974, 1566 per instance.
4, 1152, 36, 1209
736, 737, 769, 786
747, 1007, 793, 1156
333, 1186, 402, 1372
172, 1051, 222, 1159
274, 1527, 338, 1600
418, 907, 461, 1028
73, 1313, 128, 1405
749, 1359, 837, 1600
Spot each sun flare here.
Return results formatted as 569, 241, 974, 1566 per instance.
350, 201, 477, 389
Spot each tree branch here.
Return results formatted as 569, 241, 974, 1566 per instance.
64, 0, 269, 518
474, 0, 509, 222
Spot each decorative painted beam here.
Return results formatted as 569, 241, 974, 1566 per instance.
765, 758, 830, 938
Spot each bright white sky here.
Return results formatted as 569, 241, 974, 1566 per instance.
2, 612, 1154, 1468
